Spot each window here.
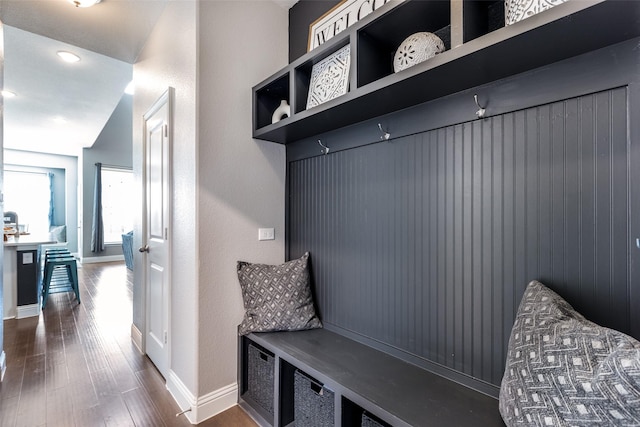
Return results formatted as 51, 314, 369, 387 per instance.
4, 170, 51, 235
101, 168, 134, 244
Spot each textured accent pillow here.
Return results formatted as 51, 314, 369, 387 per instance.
49, 225, 67, 243
237, 252, 322, 336
499, 280, 640, 426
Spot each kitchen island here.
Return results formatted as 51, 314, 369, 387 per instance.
3, 234, 56, 319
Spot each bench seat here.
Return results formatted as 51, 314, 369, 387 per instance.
241, 328, 504, 426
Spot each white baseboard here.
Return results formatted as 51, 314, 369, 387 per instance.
193, 383, 238, 423
16, 303, 40, 319
131, 323, 143, 353
166, 370, 195, 420
81, 255, 125, 264
0, 351, 6, 382
166, 370, 238, 424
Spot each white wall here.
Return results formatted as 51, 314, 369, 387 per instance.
197, 0, 287, 396
81, 93, 133, 260
132, 0, 199, 400
0, 20, 5, 378
133, 0, 287, 421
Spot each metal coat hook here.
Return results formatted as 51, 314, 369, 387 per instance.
378, 123, 390, 140
474, 94, 486, 119
318, 139, 330, 155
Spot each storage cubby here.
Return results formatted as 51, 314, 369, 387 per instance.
357, 0, 450, 87
293, 36, 351, 115
342, 398, 391, 427
293, 370, 334, 426
240, 338, 276, 425
252, 0, 640, 144
254, 73, 290, 130
463, 0, 505, 43
278, 359, 296, 426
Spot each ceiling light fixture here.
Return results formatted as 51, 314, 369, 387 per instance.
68, 0, 101, 7
53, 116, 68, 124
1, 90, 16, 98
57, 51, 81, 63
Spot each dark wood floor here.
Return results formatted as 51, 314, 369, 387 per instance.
0, 261, 257, 427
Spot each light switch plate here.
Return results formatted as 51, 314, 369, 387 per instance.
258, 228, 275, 241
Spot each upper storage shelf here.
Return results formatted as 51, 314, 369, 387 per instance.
253, 0, 640, 144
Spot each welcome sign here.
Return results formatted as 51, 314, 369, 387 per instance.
308, 0, 403, 51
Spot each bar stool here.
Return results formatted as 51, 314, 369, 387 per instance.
44, 250, 72, 270
42, 253, 80, 309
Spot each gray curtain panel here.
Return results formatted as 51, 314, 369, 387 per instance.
90, 163, 104, 252
48, 172, 55, 228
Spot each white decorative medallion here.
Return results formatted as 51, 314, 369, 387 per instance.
393, 32, 445, 73
306, 44, 351, 109
505, 0, 568, 25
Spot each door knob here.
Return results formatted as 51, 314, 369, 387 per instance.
138, 245, 149, 253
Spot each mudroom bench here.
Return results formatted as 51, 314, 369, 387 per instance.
238, 328, 504, 427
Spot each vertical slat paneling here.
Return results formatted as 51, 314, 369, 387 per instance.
491, 115, 505, 385
501, 112, 516, 362
452, 125, 464, 373
578, 95, 597, 313
287, 87, 631, 387
537, 105, 553, 284
461, 122, 473, 374
594, 91, 613, 327
551, 101, 566, 294
610, 88, 630, 334
565, 98, 581, 297
481, 117, 494, 382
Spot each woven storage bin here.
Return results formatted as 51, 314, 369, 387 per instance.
294, 370, 334, 426
247, 344, 275, 415
362, 412, 389, 427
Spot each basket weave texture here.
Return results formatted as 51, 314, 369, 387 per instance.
247, 344, 274, 415
294, 370, 334, 426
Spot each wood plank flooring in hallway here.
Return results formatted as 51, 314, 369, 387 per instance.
0, 261, 256, 427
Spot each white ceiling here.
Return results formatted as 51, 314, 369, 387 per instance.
0, 0, 296, 156
0, 0, 168, 156
2, 25, 133, 156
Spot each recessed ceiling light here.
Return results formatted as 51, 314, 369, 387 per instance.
53, 117, 68, 124
57, 51, 81, 63
1, 90, 16, 98
68, 0, 101, 7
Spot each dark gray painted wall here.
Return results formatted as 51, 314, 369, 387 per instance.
289, 0, 341, 62
286, 39, 640, 393
82, 94, 133, 259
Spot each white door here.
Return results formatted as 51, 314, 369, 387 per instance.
142, 88, 172, 378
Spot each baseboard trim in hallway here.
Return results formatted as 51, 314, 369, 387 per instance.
194, 383, 239, 424
81, 255, 125, 263
15, 303, 40, 319
167, 369, 238, 424
131, 322, 143, 353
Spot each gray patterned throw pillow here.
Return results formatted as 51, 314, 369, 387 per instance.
237, 252, 322, 336
499, 280, 640, 426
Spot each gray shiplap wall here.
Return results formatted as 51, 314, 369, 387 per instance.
288, 86, 633, 389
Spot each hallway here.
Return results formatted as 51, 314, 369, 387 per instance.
0, 261, 255, 426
